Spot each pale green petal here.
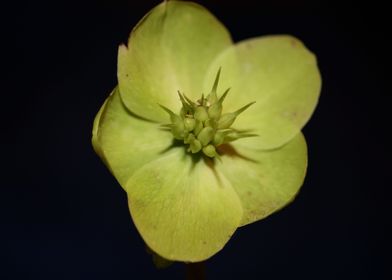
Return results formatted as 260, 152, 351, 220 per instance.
216, 133, 307, 226
97, 87, 173, 188
118, 0, 232, 122
204, 35, 321, 149
126, 148, 243, 262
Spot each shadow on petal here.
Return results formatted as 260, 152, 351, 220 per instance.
217, 144, 259, 163
159, 139, 185, 154
119, 92, 158, 123
203, 157, 225, 188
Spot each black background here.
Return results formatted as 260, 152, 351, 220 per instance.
1, 0, 389, 279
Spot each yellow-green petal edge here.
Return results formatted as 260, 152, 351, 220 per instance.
204, 35, 321, 150
126, 149, 243, 262
217, 133, 308, 226
118, 0, 233, 122
92, 96, 109, 162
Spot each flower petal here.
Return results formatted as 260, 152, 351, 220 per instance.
97, 87, 173, 188
216, 132, 307, 226
126, 148, 243, 262
204, 35, 321, 149
118, 1, 232, 122
92, 95, 110, 162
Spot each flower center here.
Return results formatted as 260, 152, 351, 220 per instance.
161, 69, 255, 158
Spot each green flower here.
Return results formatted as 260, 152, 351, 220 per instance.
92, 0, 321, 262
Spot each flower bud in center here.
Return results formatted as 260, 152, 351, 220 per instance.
161, 69, 256, 158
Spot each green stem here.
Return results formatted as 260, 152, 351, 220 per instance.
185, 261, 206, 280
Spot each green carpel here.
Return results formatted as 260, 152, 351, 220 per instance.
161, 70, 256, 158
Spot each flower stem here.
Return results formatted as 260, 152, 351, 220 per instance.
185, 261, 206, 280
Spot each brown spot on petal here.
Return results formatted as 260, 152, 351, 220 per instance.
291, 39, 298, 47
245, 42, 253, 50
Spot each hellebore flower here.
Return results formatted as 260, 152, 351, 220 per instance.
92, 0, 321, 262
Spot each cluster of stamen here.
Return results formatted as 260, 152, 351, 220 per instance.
161, 69, 256, 158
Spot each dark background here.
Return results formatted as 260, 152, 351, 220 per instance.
1, 0, 389, 279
